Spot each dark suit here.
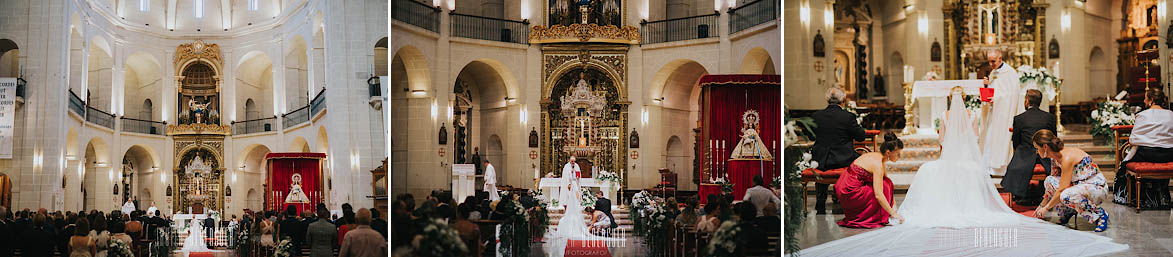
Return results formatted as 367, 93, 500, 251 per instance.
1001, 107, 1056, 201
204, 216, 216, 240
594, 197, 617, 228
810, 104, 868, 212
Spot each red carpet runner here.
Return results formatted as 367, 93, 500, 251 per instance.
565, 240, 611, 257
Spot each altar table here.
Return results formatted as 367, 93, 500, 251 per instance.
538, 178, 618, 209
910, 80, 984, 134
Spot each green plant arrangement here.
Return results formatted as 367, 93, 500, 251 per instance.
783, 109, 810, 256
497, 199, 531, 257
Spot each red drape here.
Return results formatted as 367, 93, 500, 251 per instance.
699, 75, 781, 200
267, 153, 325, 214
729, 160, 775, 199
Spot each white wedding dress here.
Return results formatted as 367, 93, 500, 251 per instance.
181, 219, 209, 253
799, 91, 1128, 256
543, 163, 621, 257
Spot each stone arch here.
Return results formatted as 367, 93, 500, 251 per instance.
738, 47, 777, 75
486, 134, 505, 178
240, 144, 274, 174
289, 136, 311, 153
121, 144, 159, 204
88, 35, 114, 112
454, 58, 520, 100
888, 52, 905, 101
0, 39, 18, 78
374, 37, 388, 77
124, 51, 163, 120
83, 136, 111, 211
1088, 46, 1111, 100
453, 60, 514, 166
391, 45, 430, 97
236, 51, 275, 119
246, 188, 260, 211
285, 35, 310, 109
665, 135, 687, 172
316, 126, 329, 154
69, 15, 85, 94
545, 59, 627, 100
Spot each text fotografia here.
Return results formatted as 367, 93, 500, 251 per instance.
573, 228, 627, 248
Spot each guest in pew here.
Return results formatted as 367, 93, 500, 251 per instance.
675, 197, 699, 228
696, 200, 722, 233
744, 175, 781, 216
306, 204, 338, 257
811, 87, 870, 215
1003, 89, 1055, 206
754, 202, 781, 234
1032, 130, 1112, 232
1113, 87, 1173, 209
835, 132, 904, 228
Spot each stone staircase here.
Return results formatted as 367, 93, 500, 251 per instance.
546, 206, 634, 235
882, 125, 1118, 188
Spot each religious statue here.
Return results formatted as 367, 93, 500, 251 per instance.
188, 99, 210, 124
730, 110, 773, 160
285, 174, 310, 203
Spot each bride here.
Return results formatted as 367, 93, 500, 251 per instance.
543, 157, 621, 257
800, 87, 1128, 256
181, 218, 209, 252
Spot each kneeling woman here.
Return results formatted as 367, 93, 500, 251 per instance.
835, 132, 904, 228
1032, 129, 1111, 232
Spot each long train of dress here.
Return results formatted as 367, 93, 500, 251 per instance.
181, 219, 209, 255
799, 91, 1128, 256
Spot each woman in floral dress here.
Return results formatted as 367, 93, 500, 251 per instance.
1032, 130, 1111, 232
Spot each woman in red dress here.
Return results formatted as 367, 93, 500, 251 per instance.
835, 132, 904, 228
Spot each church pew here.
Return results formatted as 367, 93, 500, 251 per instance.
1113, 125, 1173, 213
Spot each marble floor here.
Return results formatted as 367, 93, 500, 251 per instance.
797, 194, 1173, 256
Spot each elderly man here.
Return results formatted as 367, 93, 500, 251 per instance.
981, 50, 1024, 175
305, 204, 337, 257
809, 87, 868, 214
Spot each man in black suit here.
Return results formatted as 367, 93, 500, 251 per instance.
810, 87, 868, 214
1001, 89, 1055, 206
593, 191, 617, 229
204, 214, 216, 240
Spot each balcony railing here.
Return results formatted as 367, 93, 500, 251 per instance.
232, 116, 277, 135
86, 106, 115, 129
69, 90, 86, 116
642, 13, 719, 44
730, 0, 778, 33
121, 117, 165, 135
310, 89, 326, 117
283, 105, 310, 128
450, 13, 529, 44
392, 0, 441, 33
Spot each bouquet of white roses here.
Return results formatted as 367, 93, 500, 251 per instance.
795, 151, 819, 176
581, 188, 598, 209
595, 170, 623, 187
1017, 65, 1061, 102
1090, 100, 1136, 143
108, 239, 134, 257
273, 237, 293, 257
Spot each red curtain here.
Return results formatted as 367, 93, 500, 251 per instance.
699, 75, 781, 200
267, 153, 325, 214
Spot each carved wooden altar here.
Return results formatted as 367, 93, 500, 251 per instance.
169, 40, 229, 213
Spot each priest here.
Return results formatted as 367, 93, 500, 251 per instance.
484, 159, 500, 201
980, 50, 1024, 175
560, 156, 582, 209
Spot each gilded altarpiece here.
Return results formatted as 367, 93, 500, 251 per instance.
944, 0, 1047, 78
168, 40, 231, 213
540, 46, 629, 186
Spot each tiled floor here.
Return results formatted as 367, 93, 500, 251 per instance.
798, 194, 1173, 256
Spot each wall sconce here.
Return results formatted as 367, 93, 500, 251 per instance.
903, 4, 914, 13
917, 13, 928, 36
1061, 11, 1071, 32
652, 97, 664, 104
1161, 0, 1167, 19
521, 0, 531, 20
431, 100, 438, 122
641, 0, 649, 20
519, 106, 527, 126
824, 6, 833, 27
411, 90, 427, 96
446, 0, 455, 11
641, 108, 649, 126
799, 3, 810, 26
727, 0, 735, 9
160, 172, 166, 183
447, 104, 453, 121
504, 97, 517, 103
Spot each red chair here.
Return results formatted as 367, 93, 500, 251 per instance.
802, 130, 880, 212
1113, 125, 1173, 213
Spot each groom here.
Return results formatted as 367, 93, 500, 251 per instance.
981, 50, 1024, 175
1001, 89, 1054, 205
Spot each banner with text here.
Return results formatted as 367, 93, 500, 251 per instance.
0, 78, 15, 159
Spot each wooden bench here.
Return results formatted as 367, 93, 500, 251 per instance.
1112, 125, 1173, 213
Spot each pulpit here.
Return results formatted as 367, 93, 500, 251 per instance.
452, 164, 476, 203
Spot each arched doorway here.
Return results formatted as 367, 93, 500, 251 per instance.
0, 39, 20, 78
452, 59, 513, 175
653, 59, 708, 190
739, 47, 776, 75
888, 52, 905, 102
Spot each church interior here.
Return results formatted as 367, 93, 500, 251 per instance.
0, 0, 389, 255
391, 0, 779, 255
785, 0, 1173, 256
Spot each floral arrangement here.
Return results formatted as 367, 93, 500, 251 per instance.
581, 188, 598, 209
630, 190, 652, 237
713, 175, 734, 194
645, 198, 672, 256
595, 170, 623, 187
922, 71, 940, 81
771, 175, 782, 189
1017, 65, 1061, 98
107, 239, 134, 257
964, 94, 982, 110
784, 108, 816, 147
234, 230, 251, 256
794, 151, 819, 176
496, 199, 530, 257
1090, 100, 1136, 145
845, 101, 869, 124
414, 218, 469, 257
273, 237, 293, 257
706, 221, 744, 257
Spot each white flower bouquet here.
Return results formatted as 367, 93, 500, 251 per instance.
1017, 65, 1061, 102
107, 239, 134, 257
595, 170, 623, 187
1090, 100, 1136, 142
845, 101, 868, 124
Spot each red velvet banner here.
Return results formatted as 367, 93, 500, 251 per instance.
266, 153, 325, 214
729, 160, 775, 199
699, 74, 781, 199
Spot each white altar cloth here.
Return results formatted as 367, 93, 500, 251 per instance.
910, 80, 984, 134
538, 177, 618, 210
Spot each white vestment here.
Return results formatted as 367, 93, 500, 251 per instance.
559, 162, 581, 209
980, 63, 1024, 175
121, 201, 136, 214
484, 163, 500, 201
799, 89, 1128, 257
147, 206, 158, 216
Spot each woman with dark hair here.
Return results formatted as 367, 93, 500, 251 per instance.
833, 132, 904, 228
68, 218, 95, 257
108, 221, 133, 249
1033, 130, 1112, 232
89, 215, 109, 257
1113, 87, 1173, 210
